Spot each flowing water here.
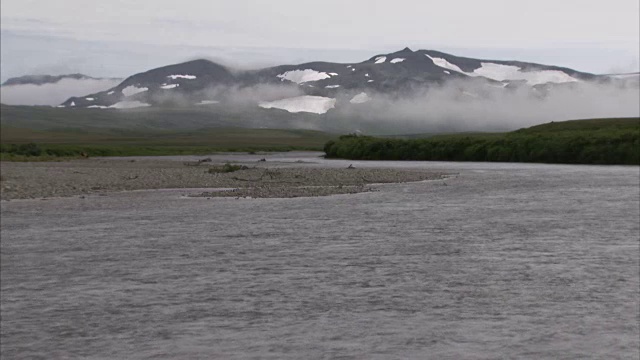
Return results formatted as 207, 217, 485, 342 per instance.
1, 153, 639, 359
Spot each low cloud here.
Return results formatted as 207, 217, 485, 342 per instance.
129, 77, 640, 134
330, 79, 640, 134
0, 78, 120, 106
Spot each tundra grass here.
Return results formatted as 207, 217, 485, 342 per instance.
0, 126, 335, 160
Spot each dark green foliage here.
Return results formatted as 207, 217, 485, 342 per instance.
324, 118, 640, 165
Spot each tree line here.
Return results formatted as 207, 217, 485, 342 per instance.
324, 119, 640, 165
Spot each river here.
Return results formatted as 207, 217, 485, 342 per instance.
1, 153, 638, 359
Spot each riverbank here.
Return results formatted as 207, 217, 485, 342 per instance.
0, 158, 446, 200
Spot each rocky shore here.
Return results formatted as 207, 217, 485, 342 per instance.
0, 158, 446, 200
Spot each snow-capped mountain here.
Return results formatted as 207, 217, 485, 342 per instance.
60, 48, 614, 113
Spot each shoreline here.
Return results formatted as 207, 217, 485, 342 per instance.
0, 158, 447, 200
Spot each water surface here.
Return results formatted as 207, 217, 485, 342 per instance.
2, 155, 638, 359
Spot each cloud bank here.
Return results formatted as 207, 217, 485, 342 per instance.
326, 79, 640, 134
1, 78, 121, 106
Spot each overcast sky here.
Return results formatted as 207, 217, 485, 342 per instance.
1, 0, 639, 81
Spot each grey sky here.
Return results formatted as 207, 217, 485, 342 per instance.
1, 0, 638, 81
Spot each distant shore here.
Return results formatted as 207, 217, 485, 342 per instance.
0, 158, 446, 200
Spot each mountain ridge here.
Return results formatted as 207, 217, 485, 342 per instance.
57, 48, 625, 112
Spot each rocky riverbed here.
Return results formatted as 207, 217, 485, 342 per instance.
0, 158, 446, 200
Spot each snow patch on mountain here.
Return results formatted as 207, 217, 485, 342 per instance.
329, 72, 339, 76
325, 85, 340, 88
107, 91, 115, 95
425, 54, 578, 85
390, 58, 405, 64
277, 69, 331, 84
259, 95, 336, 114
473, 63, 579, 85
87, 105, 108, 109
350, 92, 371, 104
374, 56, 386, 64
109, 100, 151, 109
85, 97, 94, 101
160, 84, 179, 89
167, 75, 196, 80
425, 54, 465, 73
122, 85, 148, 97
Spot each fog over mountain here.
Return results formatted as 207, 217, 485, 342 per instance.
37, 47, 636, 134
2, 0, 637, 131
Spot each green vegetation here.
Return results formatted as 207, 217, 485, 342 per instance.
0, 104, 337, 160
324, 118, 640, 165
0, 104, 326, 132
0, 127, 335, 160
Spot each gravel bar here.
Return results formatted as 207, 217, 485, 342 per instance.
0, 158, 447, 200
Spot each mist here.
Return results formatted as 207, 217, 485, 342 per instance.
329, 79, 640, 134
128, 75, 640, 134
147, 83, 304, 108
0, 78, 121, 106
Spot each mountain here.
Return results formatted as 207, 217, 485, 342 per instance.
58, 47, 626, 115
3, 47, 638, 135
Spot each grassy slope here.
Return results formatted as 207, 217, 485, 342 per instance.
2, 103, 638, 163
514, 118, 640, 133
0, 104, 328, 132
0, 126, 334, 148
0, 105, 336, 158
0, 127, 335, 159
